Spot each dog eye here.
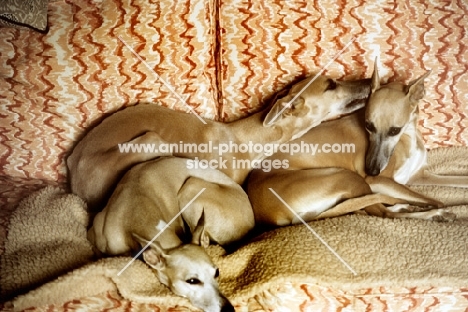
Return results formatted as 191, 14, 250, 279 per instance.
186, 278, 202, 285
388, 127, 401, 136
365, 121, 376, 133
214, 268, 219, 278
325, 79, 337, 91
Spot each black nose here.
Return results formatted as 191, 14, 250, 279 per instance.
221, 301, 235, 312
365, 166, 380, 176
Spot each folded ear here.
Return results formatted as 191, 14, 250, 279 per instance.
191, 210, 210, 248
263, 95, 305, 126
371, 57, 380, 93
405, 70, 431, 104
132, 233, 168, 271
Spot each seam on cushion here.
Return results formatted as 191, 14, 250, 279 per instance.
212, 0, 224, 121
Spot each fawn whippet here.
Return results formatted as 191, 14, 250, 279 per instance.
88, 157, 255, 312
68, 74, 370, 210
248, 63, 466, 225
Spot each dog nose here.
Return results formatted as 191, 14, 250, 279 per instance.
221, 300, 235, 312
365, 166, 380, 176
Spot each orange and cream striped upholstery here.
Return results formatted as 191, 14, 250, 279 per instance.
217, 0, 468, 148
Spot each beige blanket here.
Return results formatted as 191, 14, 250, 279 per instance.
2, 147, 468, 311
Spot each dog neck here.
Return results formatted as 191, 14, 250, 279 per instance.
404, 106, 422, 147
226, 107, 290, 146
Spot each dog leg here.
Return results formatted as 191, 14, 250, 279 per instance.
315, 193, 407, 219
365, 203, 456, 221
365, 175, 443, 208
408, 170, 468, 188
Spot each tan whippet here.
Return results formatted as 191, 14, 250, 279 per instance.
248, 63, 466, 226
67, 75, 370, 210
88, 157, 255, 312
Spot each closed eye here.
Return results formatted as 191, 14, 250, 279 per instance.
365, 121, 376, 133
388, 127, 401, 136
186, 278, 202, 285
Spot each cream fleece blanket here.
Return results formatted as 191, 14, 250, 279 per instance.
2, 147, 468, 311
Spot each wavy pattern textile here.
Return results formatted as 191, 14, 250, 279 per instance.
0, 0, 218, 183
218, 0, 468, 151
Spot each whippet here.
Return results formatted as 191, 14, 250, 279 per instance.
67, 75, 370, 210
88, 157, 255, 312
248, 62, 465, 225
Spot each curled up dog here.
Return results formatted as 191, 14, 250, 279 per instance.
67, 74, 370, 211
87, 157, 255, 312
248, 61, 467, 226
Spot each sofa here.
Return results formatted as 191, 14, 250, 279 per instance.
1, 0, 467, 310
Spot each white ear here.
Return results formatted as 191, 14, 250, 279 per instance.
263, 96, 305, 126
406, 70, 431, 104
371, 57, 380, 93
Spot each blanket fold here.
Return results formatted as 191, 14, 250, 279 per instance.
0, 187, 95, 301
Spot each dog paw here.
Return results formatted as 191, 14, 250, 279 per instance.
387, 203, 410, 213
409, 205, 434, 212
431, 211, 457, 222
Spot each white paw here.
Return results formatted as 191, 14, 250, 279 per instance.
431, 210, 457, 222
386, 203, 410, 213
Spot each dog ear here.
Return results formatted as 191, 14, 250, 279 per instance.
405, 70, 431, 104
191, 210, 210, 248
191, 226, 210, 248
142, 244, 168, 270
142, 243, 171, 286
132, 233, 169, 269
371, 57, 380, 93
263, 96, 305, 126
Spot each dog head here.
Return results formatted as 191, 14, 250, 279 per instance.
134, 224, 234, 312
263, 74, 371, 140
364, 62, 430, 176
